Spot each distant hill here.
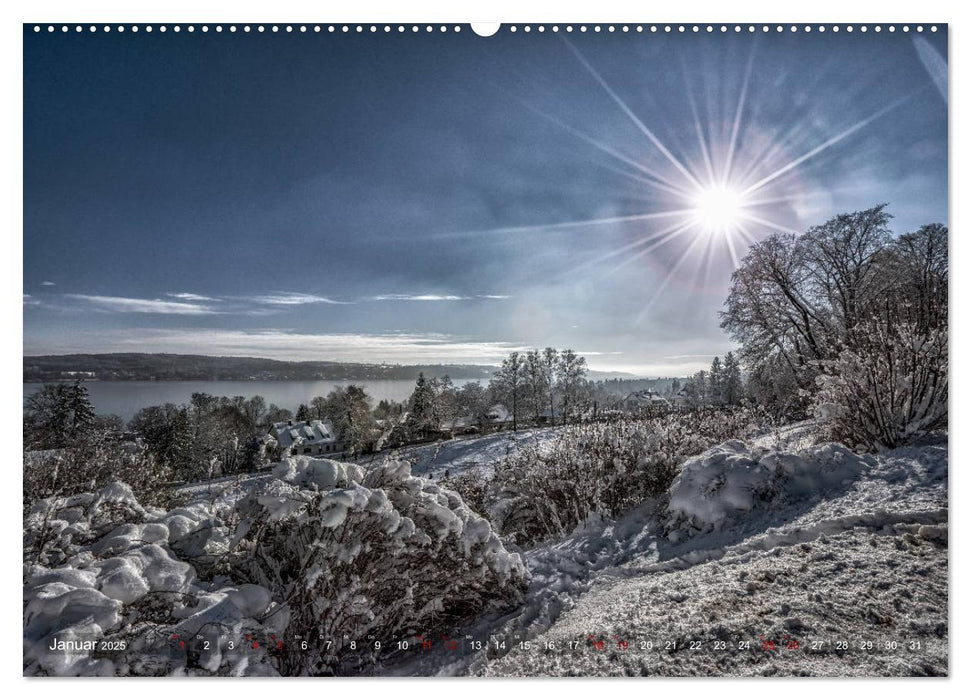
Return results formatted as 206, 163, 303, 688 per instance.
23, 352, 635, 383
23, 353, 496, 382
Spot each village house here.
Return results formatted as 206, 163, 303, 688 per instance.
620, 390, 671, 413
487, 403, 512, 424
268, 419, 345, 457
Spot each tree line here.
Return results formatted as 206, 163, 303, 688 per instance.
393, 348, 590, 440
720, 204, 947, 448
680, 352, 744, 406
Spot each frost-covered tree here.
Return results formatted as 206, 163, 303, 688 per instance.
541, 347, 559, 425
24, 383, 72, 450
522, 350, 545, 422
319, 384, 375, 456
67, 381, 96, 442
429, 374, 456, 427
722, 352, 744, 405
491, 352, 525, 431
708, 357, 724, 404
129, 403, 195, 478
813, 222, 948, 448
721, 205, 947, 439
264, 404, 294, 426
406, 372, 437, 433
721, 205, 893, 401
557, 349, 588, 423
683, 370, 707, 406
453, 381, 493, 430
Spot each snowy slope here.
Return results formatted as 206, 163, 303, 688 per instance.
23, 426, 947, 677
474, 438, 947, 677
355, 427, 560, 479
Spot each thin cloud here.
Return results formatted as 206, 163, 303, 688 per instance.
65, 294, 219, 315
370, 293, 512, 302
23, 294, 40, 306
40, 281, 56, 286
237, 292, 351, 305
371, 294, 468, 302
663, 353, 720, 360
167, 292, 219, 302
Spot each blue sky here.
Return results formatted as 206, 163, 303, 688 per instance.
23, 26, 947, 375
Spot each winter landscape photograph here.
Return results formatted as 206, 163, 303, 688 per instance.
22, 22, 948, 678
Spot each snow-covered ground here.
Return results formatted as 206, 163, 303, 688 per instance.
23, 422, 947, 677
355, 426, 560, 479
386, 433, 947, 677
478, 438, 947, 676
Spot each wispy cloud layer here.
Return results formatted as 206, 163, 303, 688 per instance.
369, 293, 512, 302
167, 292, 218, 302
65, 294, 218, 315
234, 292, 350, 306
32, 327, 528, 364
370, 294, 467, 302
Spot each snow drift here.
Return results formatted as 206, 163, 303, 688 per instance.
665, 441, 872, 534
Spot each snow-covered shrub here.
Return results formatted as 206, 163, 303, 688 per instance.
24, 432, 175, 510
439, 468, 489, 517
814, 318, 947, 450
665, 441, 870, 535
23, 482, 281, 677
488, 408, 769, 547
233, 456, 529, 675
24, 481, 155, 568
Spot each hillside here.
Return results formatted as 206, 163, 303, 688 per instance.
24, 353, 636, 383
23, 423, 947, 677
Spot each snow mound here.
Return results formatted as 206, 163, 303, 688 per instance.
272, 456, 364, 490
666, 441, 872, 533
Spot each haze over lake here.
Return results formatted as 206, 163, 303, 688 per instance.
23, 379, 479, 423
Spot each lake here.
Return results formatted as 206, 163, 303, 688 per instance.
22, 378, 482, 423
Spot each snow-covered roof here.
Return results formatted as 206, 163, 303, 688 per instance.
622, 390, 669, 406
487, 404, 511, 422
442, 416, 475, 430
269, 419, 339, 449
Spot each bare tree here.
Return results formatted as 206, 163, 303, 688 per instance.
541, 347, 559, 426
557, 349, 588, 423
492, 352, 524, 431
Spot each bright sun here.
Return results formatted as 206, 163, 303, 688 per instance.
691, 185, 746, 234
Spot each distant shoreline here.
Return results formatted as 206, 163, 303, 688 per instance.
23, 352, 637, 383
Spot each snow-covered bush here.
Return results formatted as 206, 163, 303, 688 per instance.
23, 481, 281, 677
488, 408, 769, 547
814, 318, 947, 450
24, 455, 527, 677
665, 441, 870, 535
24, 432, 176, 510
439, 468, 489, 517
232, 456, 529, 675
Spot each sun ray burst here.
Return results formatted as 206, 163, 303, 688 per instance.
562, 38, 704, 191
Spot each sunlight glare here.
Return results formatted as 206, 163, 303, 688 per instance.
691, 185, 746, 234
